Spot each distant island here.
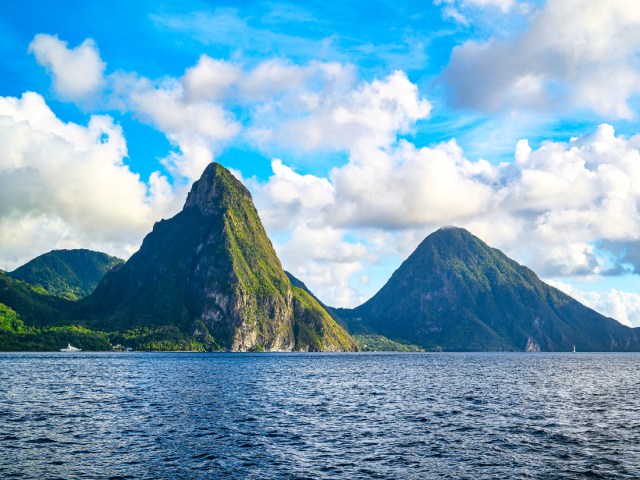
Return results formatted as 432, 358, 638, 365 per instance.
1, 163, 639, 352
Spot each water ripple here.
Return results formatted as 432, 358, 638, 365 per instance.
0, 352, 639, 479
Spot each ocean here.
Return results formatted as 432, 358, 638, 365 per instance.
1, 352, 638, 479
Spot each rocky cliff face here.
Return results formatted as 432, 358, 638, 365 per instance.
341, 227, 640, 352
82, 163, 357, 352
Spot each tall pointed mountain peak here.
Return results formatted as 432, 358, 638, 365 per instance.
184, 162, 251, 216
80, 162, 357, 352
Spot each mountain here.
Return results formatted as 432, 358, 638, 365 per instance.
0, 270, 72, 328
286, 271, 426, 351
285, 271, 343, 323
80, 162, 357, 352
340, 227, 640, 352
0, 268, 115, 351
7, 249, 123, 300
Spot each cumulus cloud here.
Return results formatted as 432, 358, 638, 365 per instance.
109, 53, 427, 167
252, 142, 495, 305
329, 139, 494, 229
249, 161, 368, 306
548, 281, 640, 328
503, 124, 640, 250
30, 34, 430, 181
249, 69, 431, 152
256, 159, 334, 230
182, 55, 240, 102
442, 0, 640, 117
467, 124, 640, 277
111, 73, 240, 181
278, 224, 369, 307
29, 42, 241, 182
29, 34, 106, 101
106, 58, 360, 181
0, 92, 180, 270
251, 123, 640, 308
24, 33, 640, 319
109, 56, 428, 183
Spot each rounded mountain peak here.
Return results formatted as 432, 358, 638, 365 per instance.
415, 226, 485, 253
184, 162, 252, 215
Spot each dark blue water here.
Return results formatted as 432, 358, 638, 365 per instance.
1, 352, 639, 479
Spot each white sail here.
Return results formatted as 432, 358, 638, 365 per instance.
60, 343, 82, 352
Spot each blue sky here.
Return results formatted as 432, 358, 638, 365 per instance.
2, 0, 640, 325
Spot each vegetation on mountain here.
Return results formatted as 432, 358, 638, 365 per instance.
0, 303, 24, 332
342, 227, 640, 352
3, 168, 639, 353
0, 270, 72, 328
353, 334, 426, 352
285, 272, 349, 325
291, 285, 357, 351
77, 162, 357, 352
0, 321, 211, 352
286, 271, 429, 352
8, 249, 123, 300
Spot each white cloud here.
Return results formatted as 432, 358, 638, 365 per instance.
27, 43, 243, 182
105, 58, 357, 182
30, 35, 429, 181
0, 92, 180, 270
251, 123, 640, 309
106, 57, 428, 183
330, 139, 494, 229
505, 125, 640, 233
182, 55, 240, 102
548, 281, 640, 328
436, 0, 516, 15
29, 34, 106, 101
249, 161, 368, 306
23, 34, 640, 322
256, 159, 334, 230
109, 72, 240, 181
443, 0, 640, 118
436, 0, 525, 26
479, 124, 640, 277
249, 69, 431, 152
240, 59, 317, 100
278, 224, 369, 307
251, 140, 495, 305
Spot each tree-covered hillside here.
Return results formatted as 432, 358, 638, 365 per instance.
8, 249, 123, 300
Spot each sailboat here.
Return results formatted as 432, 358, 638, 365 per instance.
60, 343, 82, 352
572, 344, 576, 353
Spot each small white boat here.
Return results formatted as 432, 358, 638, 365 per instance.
60, 343, 82, 352
572, 344, 576, 353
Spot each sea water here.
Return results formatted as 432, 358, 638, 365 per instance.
1, 352, 638, 479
